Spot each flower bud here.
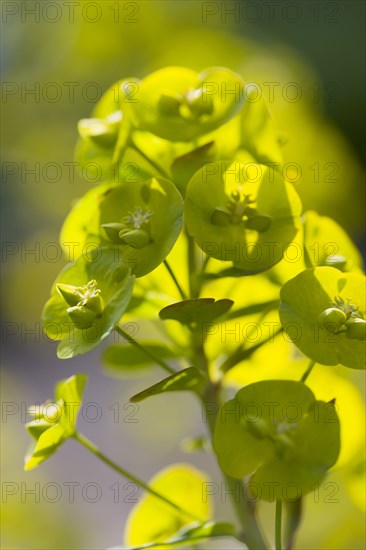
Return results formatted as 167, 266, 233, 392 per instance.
84, 294, 103, 316
323, 254, 347, 270
187, 88, 214, 117
274, 432, 294, 455
346, 318, 366, 341
318, 308, 347, 331
102, 223, 127, 244
78, 118, 118, 148
119, 228, 150, 248
245, 214, 272, 232
57, 283, 83, 307
211, 207, 231, 226
67, 305, 97, 329
158, 92, 182, 116
42, 400, 64, 423
246, 417, 272, 439
244, 206, 257, 217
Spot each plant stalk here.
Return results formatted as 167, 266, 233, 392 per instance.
114, 325, 175, 374
187, 234, 201, 299
275, 500, 282, 550
163, 260, 187, 300
187, 233, 266, 549
300, 360, 316, 383
74, 432, 199, 521
130, 140, 170, 179
202, 383, 267, 550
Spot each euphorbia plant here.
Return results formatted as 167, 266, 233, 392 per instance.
25, 66, 365, 550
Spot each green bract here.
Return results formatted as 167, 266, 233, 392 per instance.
239, 88, 283, 165
185, 160, 302, 273
24, 374, 87, 470
213, 380, 340, 501
42, 248, 134, 359
75, 78, 147, 182
129, 67, 245, 141
60, 177, 184, 277
124, 464, 212, 546
303, 211, 364, 272
279, 267, 366, 369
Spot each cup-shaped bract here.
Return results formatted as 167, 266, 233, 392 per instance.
74, 77, 155, 183
129, 67, 246, 142
24, 374, 87, 470
213, 380, 340, 501
125, 464, 212, 546
42, 248, 134, 359
185, 160, 302, 273
60, 177, 184, 278
279, 267, 366, 369
303, 210, 364, 272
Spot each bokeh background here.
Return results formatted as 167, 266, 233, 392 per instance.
1, 1, 365, 549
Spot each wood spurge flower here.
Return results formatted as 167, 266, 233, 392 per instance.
24, 65, 365, 550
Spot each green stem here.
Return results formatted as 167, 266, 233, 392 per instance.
275, 500, 282, 550
201, 254, 211, 273
114, 325, 176, 375
187, 234, 201, 299
186, 227, 266, 549
74, 432, 199, 521
219, 327, 282, 373
163, 260, 187, 300
131, 140, 170, 179
300, 360, 316, 383
202, 384, 267, 550
283, 499, 302, 550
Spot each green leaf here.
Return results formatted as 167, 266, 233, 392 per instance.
124, 464, 212, 547
103, 343, 176, 376
185, 160, 302, 273
159, 298, 234, 325
130, 368, 205, 403
42, 248, 134, 359
203, 266, 272, 279
112, 521, 236, 549
60, 177, 184, 278
279, 267, 366, 369
226, 300, 279, 320
213, 380, 340, 501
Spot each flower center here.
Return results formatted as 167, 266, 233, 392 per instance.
331, 295, 361, 319
227, 191, 256, 223
158, 87, 214, 119
211, 191, 272, 232
123, 207, 154, 230
318, 295, 365, 337
58, 279, 103, 330
102, 206, 154, 248
76, 279, 102, 307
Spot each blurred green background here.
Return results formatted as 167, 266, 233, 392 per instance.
1, 1, 365, 549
